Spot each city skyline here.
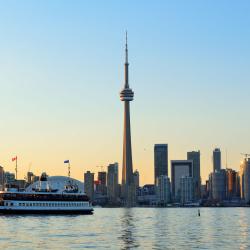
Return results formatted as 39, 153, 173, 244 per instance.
0, 1, 250, 185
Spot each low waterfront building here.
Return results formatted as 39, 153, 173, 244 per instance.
137, 185, 157, 206
4, 171, 15, 184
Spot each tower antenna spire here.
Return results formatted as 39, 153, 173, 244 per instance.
125, 30, 128, 63
124, 31, 129, 88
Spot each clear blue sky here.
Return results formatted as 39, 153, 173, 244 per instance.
0, 1, 250, 184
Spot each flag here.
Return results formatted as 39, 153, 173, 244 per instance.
12, 156, 17, 162
64, 160, 70, 164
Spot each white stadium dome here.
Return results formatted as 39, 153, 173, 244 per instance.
25, 176, 84, 193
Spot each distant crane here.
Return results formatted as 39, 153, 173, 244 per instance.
96, 166, 104, 172
241, 153, 250, 159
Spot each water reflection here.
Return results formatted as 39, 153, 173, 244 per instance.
238, 208, 249, 250
119, 208, 139, 249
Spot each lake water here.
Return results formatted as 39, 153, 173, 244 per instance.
0, 207, 249, 249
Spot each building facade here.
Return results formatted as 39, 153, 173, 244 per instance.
213, 148, 221, 172
84, 171, 94, 201
187, 151, 201, 200
243, 158, 250, 203
97, 171, 107, 195
107, 163, 119, 203
0, 166, 4, 190
180, 176, 194, 204
225, 168, 239, 200
239, 161, 245, 199
210, 169, 226, 201
4, 172, 15, 184
133, 170, 140, 188
154, 144, 168, 184
156, 175, 171, 205
171, 160, 193, 202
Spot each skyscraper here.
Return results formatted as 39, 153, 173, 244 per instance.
243, 158, 250, 203
120, 33, 135, 206
171, 160, 193, 202
210, 169, 226, 201
0, 166, 4, 190
187, 151, 201, 200
239, 161, 245, 199
133, 170, 140, 188
156, 175, 171, 205
97, 171, 107, 195
107, 163, 119, 203
84, 171, 94, 201
225, 168, 239, 199
180, 176, 194, 204
213, 148, 221, 172
154, 144, 168, 184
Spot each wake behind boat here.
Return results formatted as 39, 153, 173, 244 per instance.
0, 173, 93, 214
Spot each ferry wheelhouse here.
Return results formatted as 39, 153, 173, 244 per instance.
0, 173, 93, 214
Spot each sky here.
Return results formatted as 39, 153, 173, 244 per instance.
0, 1, 250, 185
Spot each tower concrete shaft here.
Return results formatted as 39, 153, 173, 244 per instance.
120, 32, 135, 206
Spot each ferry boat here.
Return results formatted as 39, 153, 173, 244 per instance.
0, 173, 93, 214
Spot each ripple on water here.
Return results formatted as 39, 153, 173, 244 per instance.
0, 208, 250, 249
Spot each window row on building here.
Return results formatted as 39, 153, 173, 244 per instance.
4, 202, 88, 207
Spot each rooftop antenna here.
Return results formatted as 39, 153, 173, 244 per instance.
96, 166, 104, 172
226, 149, 228, 169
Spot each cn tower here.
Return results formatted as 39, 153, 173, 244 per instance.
120, 32, 135, 206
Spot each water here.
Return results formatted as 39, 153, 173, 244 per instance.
0, 208, 250, 249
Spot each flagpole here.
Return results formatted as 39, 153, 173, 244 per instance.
68, 162, 70, 178
15, 156, 17, 180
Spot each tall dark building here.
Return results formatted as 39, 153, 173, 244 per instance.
187, 151, 201, 200
120, 33, 136, 206
154, 144, 168, 184
107, 163, 119, 203
210, 169, 226, 201
213, 148, 221, 172
0, 166, 4, 190
133, 170, 140, 188
84, 171, 94, 201
225, 168, 239, 199
97, 171, 107, 195
243, 158, 250, 203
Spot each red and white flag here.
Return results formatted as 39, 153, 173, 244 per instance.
12, 156, 17, 162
